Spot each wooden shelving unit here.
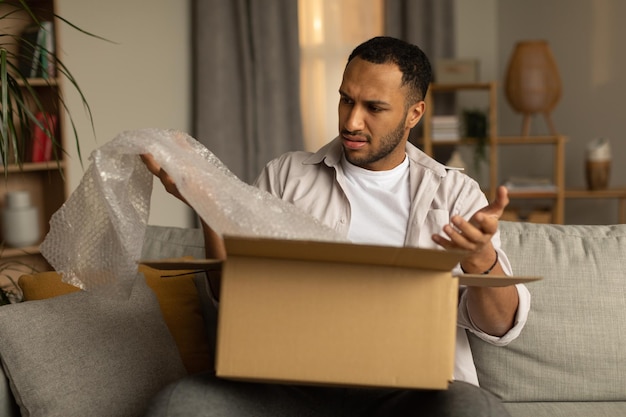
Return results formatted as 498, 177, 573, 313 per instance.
423, 81, 626, 224
422, 82, 497, 158
422, 82, 568, 224
0, 0, 68, 287
564, 188, 626, 223
493, 135, 567, 224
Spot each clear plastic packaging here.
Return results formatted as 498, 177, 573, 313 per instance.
40, 128, 342, 295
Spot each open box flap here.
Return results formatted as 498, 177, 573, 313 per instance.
457, 274, 542, 287
140, 236, 542, 287
220, 234, 467, 271
139, 259, 542, 288
139, 259, 223, 271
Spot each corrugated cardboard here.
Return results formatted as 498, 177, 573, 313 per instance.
141, 235, 540, 390
210, 236, 540, 390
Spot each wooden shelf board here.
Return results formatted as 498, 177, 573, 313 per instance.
15, 77, 60, 87
430, 82, 494, 91
564, 188, 626, 199
507, 190, 559, 199
1, 245, 41, 258
419, 138, 482, 146
496, 136, 567, 145
0, 161, 66, 173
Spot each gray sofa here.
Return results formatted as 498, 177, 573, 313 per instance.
471, 221, 626, 416
1, 221, 625, 416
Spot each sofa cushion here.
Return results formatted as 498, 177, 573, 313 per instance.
140, 264, 213, 374
469, 221, 626, 402
504, 401, 626, 417
141, 225, 218, 370
0, 277, 186, 417
19, 271, 81, 299
18, 265, 212, 375
141, 225, 205, 260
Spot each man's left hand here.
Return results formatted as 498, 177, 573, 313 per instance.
433, 186, 519, 337
432, 186, 509, 274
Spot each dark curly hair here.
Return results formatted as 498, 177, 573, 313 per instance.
347, 36, 432, 105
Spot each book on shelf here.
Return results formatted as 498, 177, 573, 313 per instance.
432, 131, 461, 141
41, 21, 55, 78
431, 115, 460, 141
30, 112, 58, 163
17, 22, 55, 79
502, 176, 558, 193
18, 25, 39, 78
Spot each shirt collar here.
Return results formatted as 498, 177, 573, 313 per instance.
303, 136, 449, 178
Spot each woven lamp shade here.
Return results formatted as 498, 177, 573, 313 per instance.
504, 40, 562, 136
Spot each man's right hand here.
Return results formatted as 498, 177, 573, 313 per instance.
140, 154, 188, 205
140, 153, 227, 260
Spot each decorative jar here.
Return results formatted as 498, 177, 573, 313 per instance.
2, 191, 40, 247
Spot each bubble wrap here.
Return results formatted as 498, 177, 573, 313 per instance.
40, 128, 343, 295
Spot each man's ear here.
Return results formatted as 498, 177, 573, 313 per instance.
406, 101, 425, 129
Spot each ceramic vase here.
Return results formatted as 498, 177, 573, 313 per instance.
504, 40, 562, 136
2, 191, 40, 247
585, 138, 611, 190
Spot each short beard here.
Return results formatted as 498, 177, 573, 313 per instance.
345, 112, 408, 168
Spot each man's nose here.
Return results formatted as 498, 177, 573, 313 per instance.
343, 106, 365, 132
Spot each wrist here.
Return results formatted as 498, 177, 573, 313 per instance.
461, 250, 499, 275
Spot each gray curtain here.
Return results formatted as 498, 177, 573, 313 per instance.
192, 0, 303, 184
385, 0, 456, 162
385, 0, 455, 61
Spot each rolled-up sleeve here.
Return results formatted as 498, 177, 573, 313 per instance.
457, 282, 531, 346
449, 189, 531, 346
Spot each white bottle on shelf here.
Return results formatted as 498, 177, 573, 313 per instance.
2, 191, 40, 247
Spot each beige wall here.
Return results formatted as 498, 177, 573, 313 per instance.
455, 0, 625, 224
56, 1, 622, 225
56, 0, 193, 227
453, 0, 498, 185
497, 0, 626, 224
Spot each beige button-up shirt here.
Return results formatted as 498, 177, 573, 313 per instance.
254, 137, 531, 386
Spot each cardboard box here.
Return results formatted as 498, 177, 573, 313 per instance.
435, 58, 479, 84
200, 235, 540, 390
142, 236, 540, 390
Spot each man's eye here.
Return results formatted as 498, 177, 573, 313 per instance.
340, 97, 353, 105
369, 106, 382, 112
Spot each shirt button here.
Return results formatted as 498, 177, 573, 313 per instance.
340, 218, 346, 224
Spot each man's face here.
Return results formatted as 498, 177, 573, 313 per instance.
338, 57, 424, 171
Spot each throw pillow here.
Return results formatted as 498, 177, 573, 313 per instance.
139, 264, 213, 374
0, 277, 186, 417
19, 271, 80, 299
19, 265, 213, 375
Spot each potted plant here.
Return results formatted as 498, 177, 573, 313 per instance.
463, 108, 489, 174
0, 0, 102, 169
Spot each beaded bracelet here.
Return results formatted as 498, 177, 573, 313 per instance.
460, 250, 499, 275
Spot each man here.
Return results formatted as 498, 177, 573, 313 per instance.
143, 36, 529, 416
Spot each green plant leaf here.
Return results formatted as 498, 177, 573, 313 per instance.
0, 1, 111, 172
0, 48, 8, 163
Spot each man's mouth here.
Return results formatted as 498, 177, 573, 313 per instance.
342, 132, 368, 149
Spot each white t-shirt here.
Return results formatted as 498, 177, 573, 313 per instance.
341, 154, 410, 246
